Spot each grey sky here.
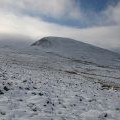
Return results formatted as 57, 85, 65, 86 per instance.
0, 0, 120, 50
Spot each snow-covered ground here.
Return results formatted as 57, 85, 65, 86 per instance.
0, 37, 120, 120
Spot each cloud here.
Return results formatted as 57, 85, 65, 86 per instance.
0, 0, 82, 20
104, 2, 120, 25
0, 33, 32, 48
0, 0, 119, 26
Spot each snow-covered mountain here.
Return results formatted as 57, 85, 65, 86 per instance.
0, 36, 120, 120
32, 36, 120, 67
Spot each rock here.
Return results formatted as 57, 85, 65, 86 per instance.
0, 90, 4, 95
3, 86, 9, 91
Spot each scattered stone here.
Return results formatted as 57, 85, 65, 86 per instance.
0, 111, 6, 115
43, 104, 47, 107
47, 101, 50, 104
0, 90, 4, 95
25, 87, 30, 90
39, 93, 43, 96
32, 107, 37, 112
104, 113, 108, 117
3, 86, 9, 91
98, 113, 108, 119
52, 103, 55, 106
33, 86, 37, 89
116, 108, 120, 111
88, 99, 96, 102
19, 86, 23, 89
23, 80, 27, 83
32, 92, 37, 95
18, 99, 23, 102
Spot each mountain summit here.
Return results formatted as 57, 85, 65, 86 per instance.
31, 36, 120, 67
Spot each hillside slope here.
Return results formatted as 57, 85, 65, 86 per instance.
0, 37, 120, 120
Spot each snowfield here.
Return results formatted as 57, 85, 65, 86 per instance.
0, 37, 120, 120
